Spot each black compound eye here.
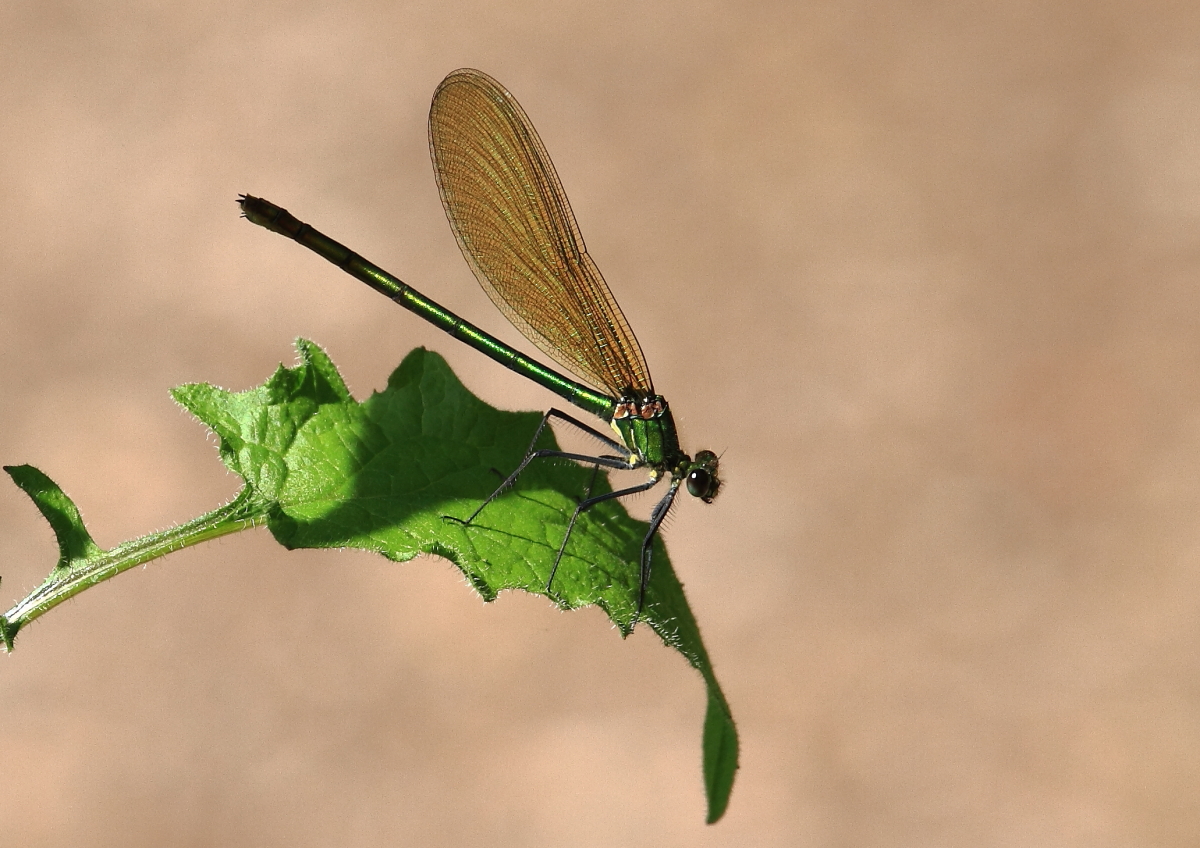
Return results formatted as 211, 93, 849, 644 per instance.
687, 468, 713, 499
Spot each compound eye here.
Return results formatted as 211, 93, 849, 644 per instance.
687, 467, 713, 499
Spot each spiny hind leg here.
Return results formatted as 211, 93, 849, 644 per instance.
445, 408, 635, 526
545, 474, 663, 603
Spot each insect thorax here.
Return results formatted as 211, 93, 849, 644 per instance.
611, 394, 685, 471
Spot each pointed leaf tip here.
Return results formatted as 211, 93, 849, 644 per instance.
703, 687, 740, 823
292, 338, 353, 404
4, 465, 103, 568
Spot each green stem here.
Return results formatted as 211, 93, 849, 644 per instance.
2, 488, 265, 649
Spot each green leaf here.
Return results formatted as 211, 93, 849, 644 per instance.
5, 340, 738, 821
4, 464, 104, 569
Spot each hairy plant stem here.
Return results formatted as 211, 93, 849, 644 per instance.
2, 488, 264, 649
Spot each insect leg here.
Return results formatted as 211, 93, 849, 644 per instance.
630, 478, 684, 628
446, 408, 634, 526
545, 474, 663, 606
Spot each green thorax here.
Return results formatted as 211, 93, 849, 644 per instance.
610, 395, 689, 475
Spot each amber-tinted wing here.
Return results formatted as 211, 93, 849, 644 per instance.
428, 68, 652, 399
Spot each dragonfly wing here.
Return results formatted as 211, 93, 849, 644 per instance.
429, 68, 653, 399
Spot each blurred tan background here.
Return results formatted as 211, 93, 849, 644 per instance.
2, 1, 1199, 845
